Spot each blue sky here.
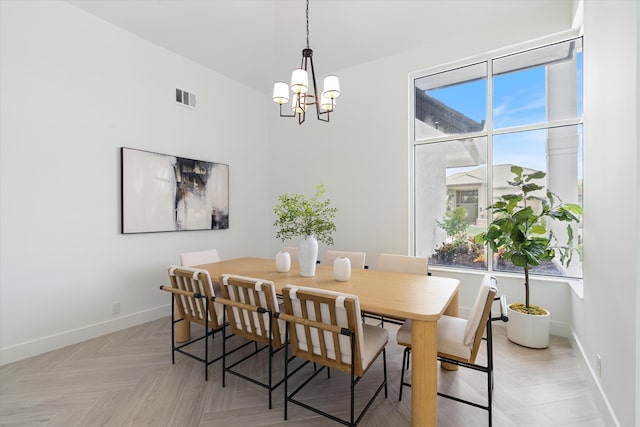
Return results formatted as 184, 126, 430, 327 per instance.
427, 53, 583, 176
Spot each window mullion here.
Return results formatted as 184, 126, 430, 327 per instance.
487, 59, 495, 273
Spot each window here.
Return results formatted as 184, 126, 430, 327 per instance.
412, 38, 583, 279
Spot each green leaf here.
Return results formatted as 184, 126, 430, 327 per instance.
522, 183, 543, 194
511, 252, 529, 268
513, 206, 534, 222
526, 171, 546, 180
563, 203, 584, 214
502, 194, 522, 201
530, 224, 547, 234
510, 227, 526, 244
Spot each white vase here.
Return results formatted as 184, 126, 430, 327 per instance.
275, 251, 291, 272
507, 306, 551, 348
333, 256, 351, 281
298, 236, 318, 277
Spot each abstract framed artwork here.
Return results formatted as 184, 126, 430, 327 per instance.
121, 147, 229, 233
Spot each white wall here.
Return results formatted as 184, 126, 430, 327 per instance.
579, 1, 638, 425
0, 1, 271, 365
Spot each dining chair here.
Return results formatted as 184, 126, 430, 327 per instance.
279, 285, 388, 427
377, 253, 429, 275
396, 275, 508, 426
370, 253, 429, 327
219, 274, 305, 409
177, 248, 221, 342
159, 266, 225, 381
180, 248, 220, 266
324, 250, 367, 269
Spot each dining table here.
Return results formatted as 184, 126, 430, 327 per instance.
195, 257, 459, 427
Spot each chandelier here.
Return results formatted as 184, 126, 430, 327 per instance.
272, 0, 341, 124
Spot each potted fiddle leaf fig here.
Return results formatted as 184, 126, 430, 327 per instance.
475, 166, 582, 348
274, 184, 337, 277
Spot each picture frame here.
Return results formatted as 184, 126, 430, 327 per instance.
121, 147, 229, 234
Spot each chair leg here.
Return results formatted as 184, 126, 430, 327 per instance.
204, 300, 209, 381
399, 347, 410, 401
488, 322, 496, 427
487, 369, 492, 427
284, 324, 289, 421
222, 310, 227, 387
268, 316, 273, 410
170, 297, 176, 365
383, 348, 388, 398
350, 337, 356, 427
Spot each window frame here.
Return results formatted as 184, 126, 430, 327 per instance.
409, 34, 584, 278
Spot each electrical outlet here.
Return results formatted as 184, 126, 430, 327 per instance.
596, 354, 602, 377
111, 302, 120, 315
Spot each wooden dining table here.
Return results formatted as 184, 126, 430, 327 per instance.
195, 257, 459, 427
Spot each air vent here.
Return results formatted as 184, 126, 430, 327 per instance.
175, 88, 197, 109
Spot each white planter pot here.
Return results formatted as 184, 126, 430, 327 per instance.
333, 256, 351, 281
298, 236, 318, 277
507, 306, 551, 349
275, 251, 291, 273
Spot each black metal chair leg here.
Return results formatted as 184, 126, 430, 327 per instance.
383, 348, 388, 398
399, 347, 409, 401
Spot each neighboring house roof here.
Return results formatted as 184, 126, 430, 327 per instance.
447, 164, 540, 188
415, 89, 485, 134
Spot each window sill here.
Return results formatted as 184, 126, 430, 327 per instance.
567, 279, 584, 299
428, 266, 584, 299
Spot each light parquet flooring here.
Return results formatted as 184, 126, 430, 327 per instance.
0, 318, 606, 426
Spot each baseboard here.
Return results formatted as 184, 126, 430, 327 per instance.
0, 304, 170, 366
569, 328, 620, 427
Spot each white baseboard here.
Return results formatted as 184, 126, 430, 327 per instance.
0, 304, 170, 366
569, 328, 620, 427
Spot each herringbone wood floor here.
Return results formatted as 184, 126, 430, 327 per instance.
0, 318, 606, 426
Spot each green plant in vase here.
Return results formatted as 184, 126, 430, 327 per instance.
475, 166, 582, 348
274, 184, 337, 276
475, 166, 583, 314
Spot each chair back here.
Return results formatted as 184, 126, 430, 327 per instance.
282, 285, 366, 376
378, 253, 428, 275
220, 274, 284, 347
324, 250, 366, 269
167, 266, 224, 329
464, 275, 497, 363
180, 249, 220, 267
282, 247, 299, 263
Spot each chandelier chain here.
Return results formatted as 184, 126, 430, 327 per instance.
306, 0, 309, 49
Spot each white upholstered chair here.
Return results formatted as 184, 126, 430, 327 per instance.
324, 250, 367, 269
280, 285, 388, 426
372, 253, 429, 326
180, 248, 221, 267
396, 274, 508, 426
377, 253, 428, 275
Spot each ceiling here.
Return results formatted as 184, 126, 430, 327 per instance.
66, 0, 576, 95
